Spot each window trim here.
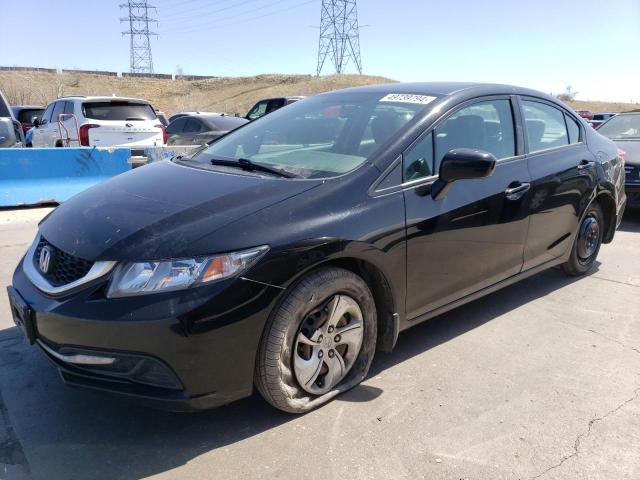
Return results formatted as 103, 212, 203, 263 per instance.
518, 95, 585, 155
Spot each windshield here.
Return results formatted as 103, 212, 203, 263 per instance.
82, 101, 156, 121
190, 92, 437, 178
597, 114, 640, 139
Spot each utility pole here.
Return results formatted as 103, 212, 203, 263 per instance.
316, 0, 362, 76
120, 1, 158, 74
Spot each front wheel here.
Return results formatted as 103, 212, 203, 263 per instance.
561, 202, 604, 276
255, 267, 377, 413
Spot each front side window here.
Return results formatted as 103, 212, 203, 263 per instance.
522, 100, 569, 153
191, 92, 435, 179
51, 102, 65, 123
435, 99, 515, 169
41, 104, 54, 124
247, 101, 268, 120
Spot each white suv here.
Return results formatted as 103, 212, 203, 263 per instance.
31, 96, 166, 154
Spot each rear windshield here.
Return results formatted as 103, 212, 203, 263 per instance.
16, 108, 44, 124
82, 101, 156, 121
190, 91, 438, 179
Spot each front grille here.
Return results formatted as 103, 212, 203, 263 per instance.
33, 237, 94, 287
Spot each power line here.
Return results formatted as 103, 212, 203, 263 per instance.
165, 0, 274, 27
164, 0, 296, 32
163, 0, 315, 36
120, 1, 158, 73
317, 0, 362, 75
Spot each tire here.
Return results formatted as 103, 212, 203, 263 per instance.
561, 202, 604, 276
255, 267, 377, 414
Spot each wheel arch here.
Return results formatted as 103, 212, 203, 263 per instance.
593, 187, 617, 244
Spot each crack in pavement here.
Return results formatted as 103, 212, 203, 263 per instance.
586, 328, 640, 356
590, 275, 639, 288
529, 387, 640, 479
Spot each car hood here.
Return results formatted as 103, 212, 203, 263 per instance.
39, 160, 321, 261
612, 140, 640, 165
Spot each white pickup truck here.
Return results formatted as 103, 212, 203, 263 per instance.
31, 96, 166, 154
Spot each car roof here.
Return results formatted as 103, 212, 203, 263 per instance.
321, 82, 558, 101
11, 105, 44, 110
56, 96, 152, 104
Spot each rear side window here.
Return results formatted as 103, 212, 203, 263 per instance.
522, 100, 569, 153
435, 99, 515, 168
0, 95, 11, 117
183, 118, 203, 133
82, 101, 156, 121
565, 114, 580, 144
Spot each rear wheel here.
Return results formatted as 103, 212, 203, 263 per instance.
255, 267, 377, 413
561, 202, 604, 276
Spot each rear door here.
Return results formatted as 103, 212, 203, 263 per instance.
518, 98, 597, 270
182, 118, 205, 145
404, 96, 531, 319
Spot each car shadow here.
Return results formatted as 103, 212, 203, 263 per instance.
0, 260, 608, 480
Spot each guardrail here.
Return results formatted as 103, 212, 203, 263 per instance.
0, 147, 131, 208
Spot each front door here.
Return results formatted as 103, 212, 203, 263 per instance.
518, 98, 597, 270
404, 97, 531, 320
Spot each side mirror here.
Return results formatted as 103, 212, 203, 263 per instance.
431, 148, 496, 200
33, 118, 41, 128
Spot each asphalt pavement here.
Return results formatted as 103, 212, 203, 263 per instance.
0, 207, 638, 480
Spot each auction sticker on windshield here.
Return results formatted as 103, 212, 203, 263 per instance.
380, 94, 437, 105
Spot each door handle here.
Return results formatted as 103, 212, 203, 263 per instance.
577, 159, 592, 170
504, 182, 531, 201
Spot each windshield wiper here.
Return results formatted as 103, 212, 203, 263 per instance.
209, 157, 299, 178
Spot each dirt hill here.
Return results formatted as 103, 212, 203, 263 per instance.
1, 69, 637, 116
0, 70, 392, 116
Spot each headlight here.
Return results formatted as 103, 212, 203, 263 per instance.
106, 246, 269, 298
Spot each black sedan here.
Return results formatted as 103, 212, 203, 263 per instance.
8, 82, 626, 413
596, 112, 640, 208
166, 113, 248, 146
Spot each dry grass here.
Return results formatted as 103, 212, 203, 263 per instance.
0, 71, 393, 115
1, 70, 637, 115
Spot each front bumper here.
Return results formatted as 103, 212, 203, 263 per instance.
11, 259, 282, 411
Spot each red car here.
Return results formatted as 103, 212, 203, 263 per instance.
575, 110, 594, 120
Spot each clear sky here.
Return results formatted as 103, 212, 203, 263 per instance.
1, 0, 638, 102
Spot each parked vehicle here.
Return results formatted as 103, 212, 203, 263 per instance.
168, 111, 225, 123
576, 110, 594, 120
166, 113, 248, 146
0, 91, 24, 147
590, 112, 617, 129
596, 112, 640, 208
30, 96, 166, 154
11, 105, 45, 135
9, 82, 626, 413
246, 96, 305, 121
